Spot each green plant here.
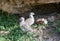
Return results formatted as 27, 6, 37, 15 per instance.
56, 20, 60, 33
0, 11, 35, 41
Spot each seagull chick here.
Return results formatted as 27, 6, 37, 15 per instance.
19, 17, 33, 32
25, 12, 35, 26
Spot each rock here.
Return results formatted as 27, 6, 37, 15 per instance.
0, 31, 9, 36
48, 16, 55, 22
0, 0, 60, 14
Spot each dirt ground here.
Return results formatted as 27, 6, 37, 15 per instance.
33, 12, 60, 41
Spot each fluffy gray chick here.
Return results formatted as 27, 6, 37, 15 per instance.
19, 17, 33, 32
25, 12, 35, 26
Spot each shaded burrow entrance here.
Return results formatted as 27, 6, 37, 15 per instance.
26, 3, 60, 20
15, 3, 60, 18
31, 3, 60, 15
